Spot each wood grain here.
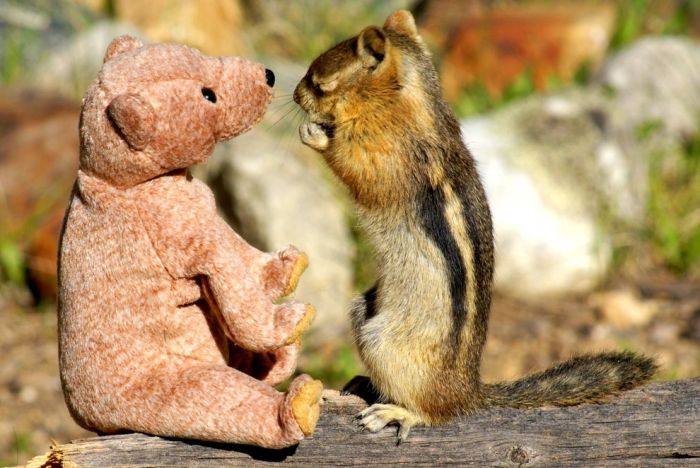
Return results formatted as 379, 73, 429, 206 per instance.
26, 378, 700, 467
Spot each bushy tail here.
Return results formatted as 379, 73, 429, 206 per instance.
484, 351, 657, 408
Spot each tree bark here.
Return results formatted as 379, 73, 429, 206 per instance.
26, 378, 700, 467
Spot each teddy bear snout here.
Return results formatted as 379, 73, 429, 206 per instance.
265, 69, 275, 88
212, 58, 274, 141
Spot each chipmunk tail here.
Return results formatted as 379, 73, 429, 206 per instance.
483, 351, 657, 408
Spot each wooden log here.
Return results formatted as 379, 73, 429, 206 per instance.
27, 378, 700, 467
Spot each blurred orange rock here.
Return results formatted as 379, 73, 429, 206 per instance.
113, 0, 246, 56
0, 89, 79, 300
418, 0, 615, 101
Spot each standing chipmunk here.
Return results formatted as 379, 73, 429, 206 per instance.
294, 10, 657, 441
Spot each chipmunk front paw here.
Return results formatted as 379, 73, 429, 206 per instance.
300, 122, 330, 151
357, 403, 422, 444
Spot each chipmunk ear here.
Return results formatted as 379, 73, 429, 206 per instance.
107, 93, 155, 151
357, 26, 386, 66
384, 10, 419, 38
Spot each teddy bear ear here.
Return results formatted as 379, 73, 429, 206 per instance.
104, 35, 143, 63
107, 93, 155, 151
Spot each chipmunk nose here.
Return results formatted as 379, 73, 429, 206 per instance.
265, 69, 275, 88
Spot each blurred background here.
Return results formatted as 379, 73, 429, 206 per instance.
1, 0, 700, 464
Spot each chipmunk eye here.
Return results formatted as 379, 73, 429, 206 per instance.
306, 75, 324, 97
201, 87, 217, 103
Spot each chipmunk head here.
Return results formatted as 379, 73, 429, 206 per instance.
293, 10, 438, 140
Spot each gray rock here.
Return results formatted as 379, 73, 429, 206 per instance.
204, 130, 354, 339
597, 36, 700, 142
463, 37, 700, 299
463, 98, 614, 298
30, 20, 144, 99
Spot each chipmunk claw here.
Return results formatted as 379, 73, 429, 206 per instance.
356, 403, 422, 443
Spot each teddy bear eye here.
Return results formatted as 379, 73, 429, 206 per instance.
201, 87, 217, 103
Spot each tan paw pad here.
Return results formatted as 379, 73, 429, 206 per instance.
282, 252, 309, 297
291, 379, 323, 436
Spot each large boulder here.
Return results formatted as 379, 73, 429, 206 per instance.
110, 0, 246, 56
464, 37, 700, 298
205, 131, 355, 339
596, 36, 700, 144
464, 92, 617, 298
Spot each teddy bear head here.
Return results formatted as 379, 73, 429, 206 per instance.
79, 35, 275, 188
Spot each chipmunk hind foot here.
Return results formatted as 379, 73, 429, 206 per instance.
357, 403, 424, 443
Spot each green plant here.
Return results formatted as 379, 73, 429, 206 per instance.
298, 341, 361, 390
0, 237, 26, 286
1, 29, 30, 84
647, 127, 700, 273
610, 0, 650, 50
0, 430, 33, 467
247, 0, 412, 63
350, 221, 376, 294
453, 68, 538, 118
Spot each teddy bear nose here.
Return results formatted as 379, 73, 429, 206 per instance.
265, 69, 275, 88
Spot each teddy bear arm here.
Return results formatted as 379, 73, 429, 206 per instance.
203, 271, 315, 352
137, 188, 311, 350
188, 178, 279, 271
260, 343, 301, 386
149, 178, 308, 300
206, 210, 308, 300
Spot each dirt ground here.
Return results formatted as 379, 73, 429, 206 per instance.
1, 277, 699, 466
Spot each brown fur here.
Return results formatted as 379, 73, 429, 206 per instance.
294, 10, 656, 436
58, 36, 322, 449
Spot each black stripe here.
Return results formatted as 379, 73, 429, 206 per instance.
363, 284, 378, 321
461, 200, 489, 324
418, 184, 468, 347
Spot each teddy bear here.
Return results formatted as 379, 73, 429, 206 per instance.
57, 35, 323, 449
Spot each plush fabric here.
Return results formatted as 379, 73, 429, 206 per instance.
58, 36, 322, 449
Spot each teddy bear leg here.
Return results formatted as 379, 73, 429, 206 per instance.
109, 363, 321, 449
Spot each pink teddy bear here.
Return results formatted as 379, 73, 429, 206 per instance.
58, 35, 322, 449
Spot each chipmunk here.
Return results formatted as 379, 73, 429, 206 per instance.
294, 10, 657, 441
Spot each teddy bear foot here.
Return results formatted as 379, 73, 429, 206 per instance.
289, 376, 323, 436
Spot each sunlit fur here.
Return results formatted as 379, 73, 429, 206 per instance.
295, 10, 656, 435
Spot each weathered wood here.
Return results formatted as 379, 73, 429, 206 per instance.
27, 378, 700, 467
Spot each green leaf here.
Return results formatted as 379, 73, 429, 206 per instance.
0, 238, 25, 285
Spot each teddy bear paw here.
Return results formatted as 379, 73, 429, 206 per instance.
262, 246, 309, 299
278, 303, 315, 346
281, 249, 308, 297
